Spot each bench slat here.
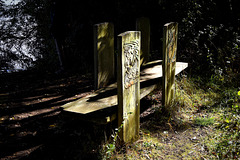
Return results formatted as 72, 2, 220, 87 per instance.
61, 60, 188, 115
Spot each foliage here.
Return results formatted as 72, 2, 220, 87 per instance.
0, 0, 57, 72
101, 113, 126, 159
1, 0, 239, 74
213, 91, 240, 159
176, 72, 240, 159
174, 0, 240, 75
102, 127, 121, 159
175, 75, 220, 120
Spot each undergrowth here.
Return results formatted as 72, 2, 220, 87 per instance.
176, 72, 240, 159
101, 71, 240, 159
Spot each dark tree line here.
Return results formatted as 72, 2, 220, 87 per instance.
0, 0, 239, 75
0, 0, 52, 72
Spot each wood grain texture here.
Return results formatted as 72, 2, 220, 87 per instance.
162, 22, 178, 108
94, 22, 114, 90
61, 61, 187, 115
117, 31, 141, 143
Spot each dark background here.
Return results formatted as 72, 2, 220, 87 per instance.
1, 0, 239, 75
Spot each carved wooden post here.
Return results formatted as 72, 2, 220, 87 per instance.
94, 22, 114, 90
162, 22, 178, 108
136, 17, 150, 65
117, 31, 141, 143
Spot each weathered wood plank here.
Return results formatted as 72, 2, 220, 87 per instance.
61, 60, 187, 115
162, 22, 178, 108
94, 22, 115, 90
117, 31, 141, 143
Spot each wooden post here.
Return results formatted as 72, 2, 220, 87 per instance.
117, 31, 141, 143
94, 22, 114, 90
136, 17, 150, 65
162, 22, 178, 108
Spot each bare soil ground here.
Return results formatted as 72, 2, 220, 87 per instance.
0, 71, 214, 159
0, 71, 107, 159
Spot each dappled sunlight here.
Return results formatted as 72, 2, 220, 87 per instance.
2, 145, 43, 160
10, 107, 60, 121
0, 71, 96, 159
21, 95, 62, 106
94, 22, 114, 89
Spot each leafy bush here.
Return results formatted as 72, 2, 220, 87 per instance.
175, 0, 240, 75
214, 92, 240, 159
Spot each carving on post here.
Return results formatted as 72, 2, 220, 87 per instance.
118, 31, 141, 143
167, 26, 177, 64
123, 40, 140, 89
162, 22, 178, 108
136, 17, 150, 65
94, 22, 114, 90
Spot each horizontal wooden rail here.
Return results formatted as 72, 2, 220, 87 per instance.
61, 60, 187, 124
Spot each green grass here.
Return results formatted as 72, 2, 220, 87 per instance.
193, 117, 215, 126
176, 73, 240, 159
100, 72, 240, 159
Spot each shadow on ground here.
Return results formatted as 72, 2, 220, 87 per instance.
0, 71, 115, 159
0, 70, 166, 160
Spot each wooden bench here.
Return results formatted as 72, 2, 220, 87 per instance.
61, 21, 187, 143
61, 60, 188, 124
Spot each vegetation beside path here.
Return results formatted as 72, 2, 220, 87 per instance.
0, 70, 239, 159
102, 72, 240, 159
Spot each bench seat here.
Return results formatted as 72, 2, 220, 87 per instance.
61, 60, 188, 124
